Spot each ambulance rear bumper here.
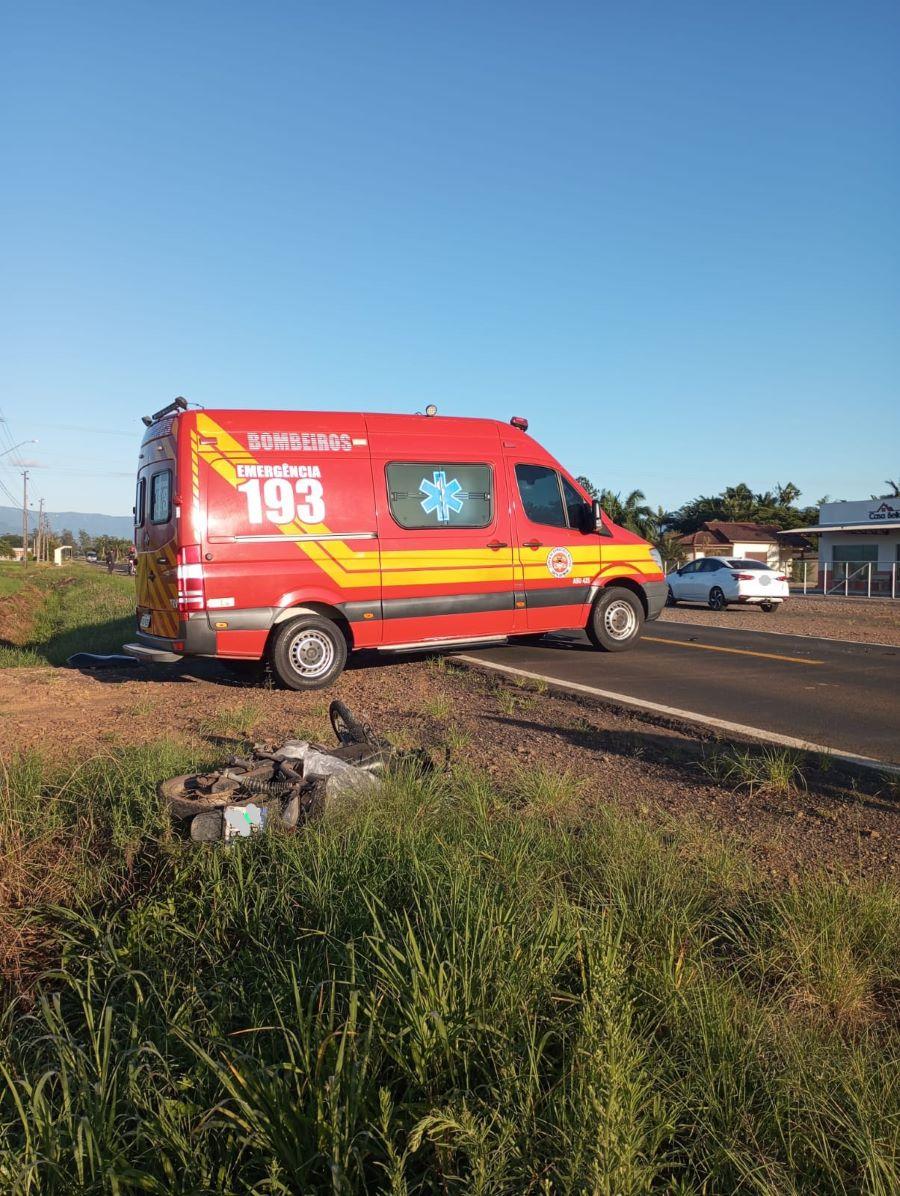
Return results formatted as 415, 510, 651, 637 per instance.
123, 641, 182, 664
123, 614, 217, 663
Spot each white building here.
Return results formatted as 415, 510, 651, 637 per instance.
783, 498, 900, 597
677, 521, 810, 569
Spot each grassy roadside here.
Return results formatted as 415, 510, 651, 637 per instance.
0, 563, 134, 667
0, 567, 26, 600
0, 747, 897, 1194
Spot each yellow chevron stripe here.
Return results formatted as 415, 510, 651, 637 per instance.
195, 414, 380, 589
193, 413, 658, 591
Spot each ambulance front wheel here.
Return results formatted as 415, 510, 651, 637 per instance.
269, 615, 348, 690
587, 587, 645, 652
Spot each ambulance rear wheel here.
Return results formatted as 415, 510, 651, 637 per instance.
269, 615, 348, 690
587, 587, 645, 652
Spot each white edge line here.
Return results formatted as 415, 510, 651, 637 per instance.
452, 655, 900, 778
658, 617, 899, 651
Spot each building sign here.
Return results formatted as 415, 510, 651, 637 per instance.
869, 502, 900, 522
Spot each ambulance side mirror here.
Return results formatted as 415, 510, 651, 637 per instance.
591, 499, 611, 536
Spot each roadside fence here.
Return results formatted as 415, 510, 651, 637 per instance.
796, 560, 898, 599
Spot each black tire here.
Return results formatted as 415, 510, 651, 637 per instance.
666, 585, 678, 607
708, 586, 727, 611
330, 699, 369, 745
269, 614, 348, 690
760, 601, 778, 613
587, 587, 645, 652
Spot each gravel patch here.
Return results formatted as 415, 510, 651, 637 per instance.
659, 596, 900, 646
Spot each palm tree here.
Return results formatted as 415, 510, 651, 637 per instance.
599, 488, 657, 539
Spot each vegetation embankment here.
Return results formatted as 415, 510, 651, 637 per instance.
0, 743, 897, 1194
0, 562, 134, 667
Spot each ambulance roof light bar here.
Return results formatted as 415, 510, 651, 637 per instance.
142, 396, 189, 427
510, 416, 529, 431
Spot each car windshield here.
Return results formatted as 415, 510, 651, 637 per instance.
728, 559, 770, 570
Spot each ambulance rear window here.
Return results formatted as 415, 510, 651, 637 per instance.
386, 463, 493, 529
150, 470, 172, 524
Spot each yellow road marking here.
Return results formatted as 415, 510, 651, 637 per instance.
642, 635, 824, 666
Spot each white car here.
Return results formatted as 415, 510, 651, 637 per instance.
666, 557, 789, 612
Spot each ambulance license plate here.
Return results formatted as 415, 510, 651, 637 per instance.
140, 612, 151, 631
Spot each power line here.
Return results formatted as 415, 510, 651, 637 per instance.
53, 424, 133, 437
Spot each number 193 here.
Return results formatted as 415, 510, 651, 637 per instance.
237, 478, 326, 526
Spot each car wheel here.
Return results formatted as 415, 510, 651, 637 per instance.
666, 585, 678, 607
587, 587, 645, 652
760, 601, 778, 613
708, 586, 727, 611
269, 614, 348, 690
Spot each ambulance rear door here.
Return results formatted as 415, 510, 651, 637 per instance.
135, 427, 179, 639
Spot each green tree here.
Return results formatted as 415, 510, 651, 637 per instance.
665, 480, 815, 534
655, 529, 687, 569
598, 488, 657, 539
874, 479, 900, 499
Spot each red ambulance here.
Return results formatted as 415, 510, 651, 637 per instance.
125, 398, 666, 688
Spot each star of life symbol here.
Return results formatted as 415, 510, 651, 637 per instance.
420, 471, 464, 522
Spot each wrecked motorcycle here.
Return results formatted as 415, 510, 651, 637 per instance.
159, 700, 428, 842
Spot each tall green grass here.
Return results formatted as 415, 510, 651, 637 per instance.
0, 565, 26, 600
0, 565, 134, 667
0, 751, 896, 1193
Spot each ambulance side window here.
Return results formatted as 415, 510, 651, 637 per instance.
515, 465, 567, 529
386, 463, 493, 529
150, 470, 172, 524
561, 475, 589, 532
134, 478, 146, 528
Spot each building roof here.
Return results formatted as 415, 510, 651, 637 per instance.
678, 520, 781, 546
704, 520, 784, 542
678, 521, 814, 551
777, 521, 900, 535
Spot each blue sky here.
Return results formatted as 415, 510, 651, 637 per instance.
1, 1, 897, 518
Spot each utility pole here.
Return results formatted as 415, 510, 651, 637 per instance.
36, 498, 44, 563
21, 471, 28, 567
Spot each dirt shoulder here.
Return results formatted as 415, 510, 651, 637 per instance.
0, 655, 895, 883
660, 595, 900, 646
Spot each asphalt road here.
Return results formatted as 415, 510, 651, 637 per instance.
455, 620, 900, 766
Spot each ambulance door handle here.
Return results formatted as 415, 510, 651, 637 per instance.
487, 540, 508, 551
523, 539, 542, 550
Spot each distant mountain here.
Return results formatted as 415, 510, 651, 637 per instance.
0, 506, 132, 539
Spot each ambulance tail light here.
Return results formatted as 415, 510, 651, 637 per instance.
176, 544, 206, 613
